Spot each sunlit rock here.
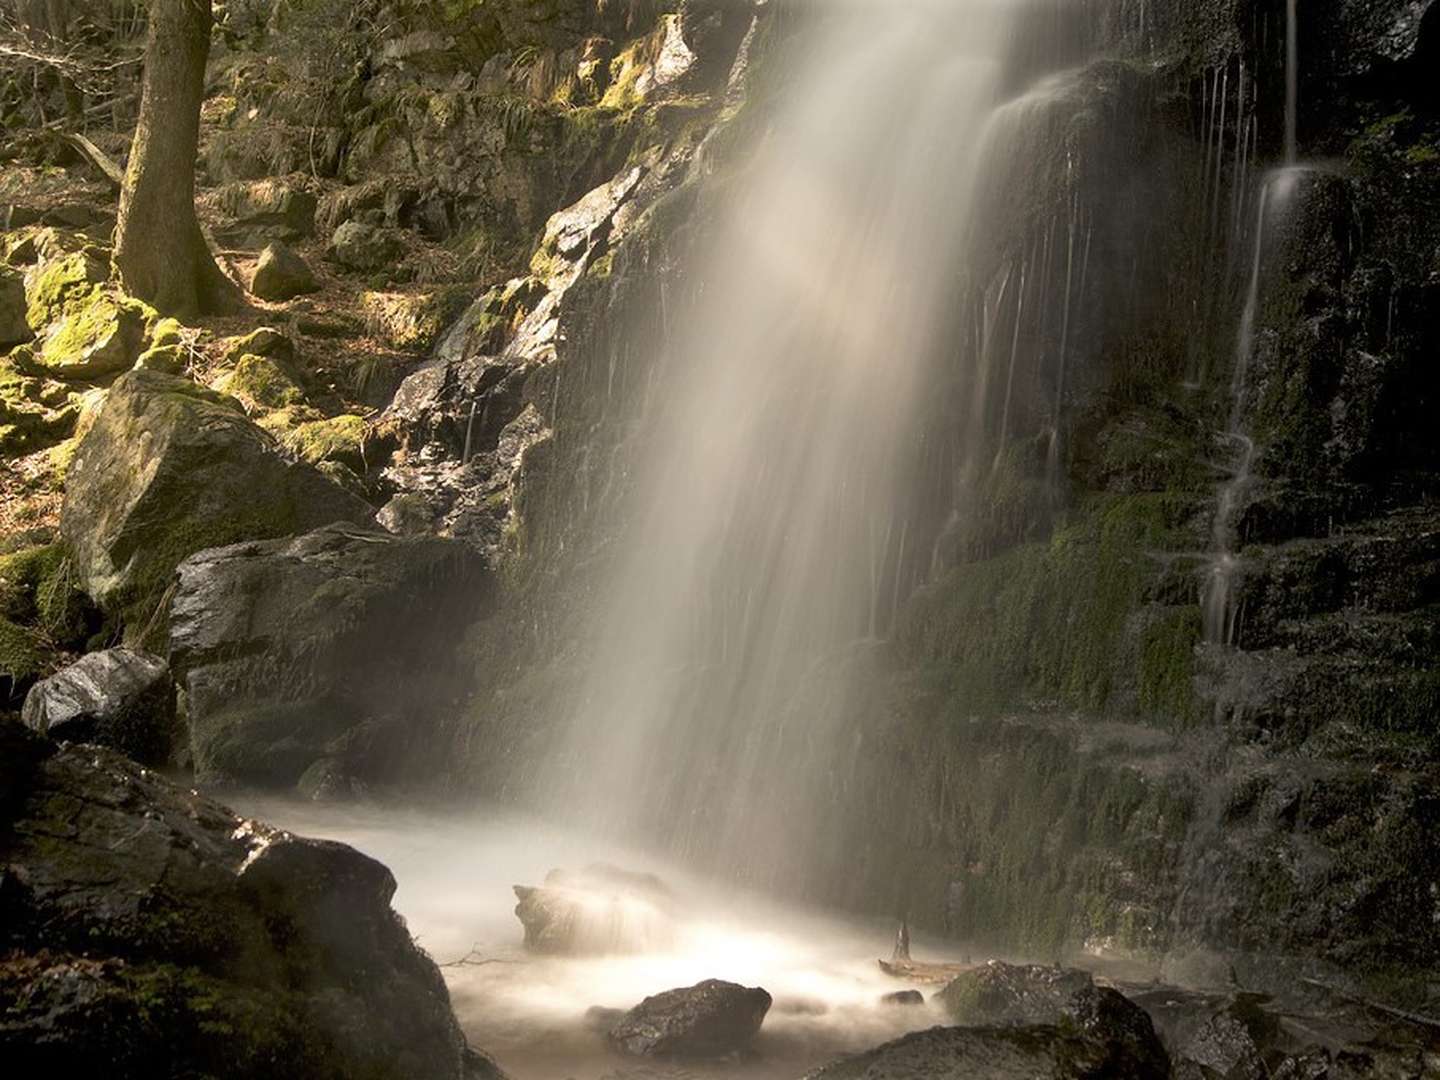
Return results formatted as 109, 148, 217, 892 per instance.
22, 647, 176, 765
607, 978, 772, 1059
250, 241, 318, 301
513, 864, 675, 954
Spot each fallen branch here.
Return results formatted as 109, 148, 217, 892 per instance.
1300, 977, 1440, 1031
437, 946, 521, 970
62, 132, 124, 188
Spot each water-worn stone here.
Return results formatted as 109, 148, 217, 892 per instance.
936, 962, 1169, 1078
803, 1023, 1159, 1080
250, 241, 319, 301
21, 647, 175, 764
330, 221, 403, 272
608, 979, 772, 1059
60, 369, 373, 627
513, 864, 675, 955
0, 720, 505, 1079
168, 522, 492, 790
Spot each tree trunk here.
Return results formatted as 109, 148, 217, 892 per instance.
114, 0, 237, 317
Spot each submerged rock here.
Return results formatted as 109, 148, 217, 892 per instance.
21, 647, 175, 765
607, 979, 772, 1059
168, 522, 492, 790
60, 369, 373, 627
513, 864, 675, 955
0, 720, 503, 1079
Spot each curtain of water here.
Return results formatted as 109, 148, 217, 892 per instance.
542, 1, 1080, 884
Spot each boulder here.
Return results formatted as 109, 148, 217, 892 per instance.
1174, 995, 1284, 1080
59, 369, 373, 627
21, 648, 175, 765
250, 241, 319, 301
32, 288, 150, 380
217, 180, 318, 243
0, 267, 30, 349
167, 522, 492, 789
804, 1024, 1157, 1080
881, 990, 926, 1006
607, 979, 772, 1059
0, 720, 505, 1079
330, 221, 403, 272
513, 864, 675, 954
937, 962, 1169, 1078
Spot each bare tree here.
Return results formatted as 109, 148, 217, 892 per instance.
113, 0, 237, 316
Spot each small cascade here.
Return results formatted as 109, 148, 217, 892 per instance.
1285, 0, 1299, 165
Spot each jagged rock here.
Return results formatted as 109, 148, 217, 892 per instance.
1175, 995, 1283, 1080
60, 369, 373, 624
0, 267, 29, 349
330, 221, 403, 272
0, 720, 503, 1079
21, 648, 175, 765
168, 522, 492, 790
513, 864, 675, 955
250, 241, 319, 301
803, 1023, 1159, 1080
607, 979, 771, 1059
936, 962, 1169, 1078
217, 180, 318, 243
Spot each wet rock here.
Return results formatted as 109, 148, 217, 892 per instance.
514, 864, 675, 955
0, 267, 29, 349
1175, 995, 1283, 1080
168, 522, 492, 790
937, 962, 1169, 1078
60, 369, 373, 626
250, 241, 319, 301
585, 1005, 626, 1033
0, 720, 497, 1079
608, 979, 771, 1059
881, 990, 926, 1006
330, 221, 403, 272
804, 1024, 1159, 1080
21, 648, 175, 765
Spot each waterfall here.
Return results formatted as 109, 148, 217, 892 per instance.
540, 1, 1067, 883
1285, 0, 1299, 165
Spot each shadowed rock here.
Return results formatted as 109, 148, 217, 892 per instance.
0, 719, 506, 1079
607, 979, 772, 1059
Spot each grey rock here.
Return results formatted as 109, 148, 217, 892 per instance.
0, 266, 30, 349
21, 647, 175, 764
168, 522, 492, 790
250, 241, 319, 301
60, 370, 373, 621
217, 181, 318, 242
513, 864, 675, 955
0, 720, 498, 1078
330, 221, 403, 272
881, 990, 925, 1006
608, 979, 771, 1059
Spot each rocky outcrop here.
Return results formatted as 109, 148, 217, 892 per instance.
21, 647, 175, 765
0, 720, 502, 1079
606, 979, 772, 1059
168, 522, 492, 790
60, 369, 373, 630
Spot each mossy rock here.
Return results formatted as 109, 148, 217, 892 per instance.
0, 265, 30, 349
280, 414, 369, 469
360, 289, 467, 353
210, 354, 306, 411
220, 326, 293, 365
23, 250, 108, 330
34, 290, 153, 381
59, 369, 373, 639
0, 357, 82, 453
134, 344, 188, 375
0, 543, 89, 644
0, 616, 49, 701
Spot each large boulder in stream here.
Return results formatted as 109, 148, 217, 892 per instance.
21, 647, 176, 764
168, 522, 493, 791
60, 369, 373, 629
0, 720, 505, 1079
514, 864, 675, 954
607, 979, 772, 1059
936, 961, 1169, 1078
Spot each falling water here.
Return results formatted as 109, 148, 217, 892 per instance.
1285, 0, 1299, 165
543, 1, 1071, 883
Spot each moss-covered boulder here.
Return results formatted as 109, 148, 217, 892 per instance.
278, 412, 370, 468
0, 357, 82, 454
210, 352, 306, 411
0, 721, 503, 1079
23, 250, 108, 330
59, 369, 373, 635
168, 522, 492, 790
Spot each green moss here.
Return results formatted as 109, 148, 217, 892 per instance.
0, 543, 93, 649
1137, 608, 1201, 726
36, 290, 153, 377
280, 413, 367, 467
24, 250, 107, 330
149, 317, 185, 349
212, 354, 305, 411
0, 616, 45, 682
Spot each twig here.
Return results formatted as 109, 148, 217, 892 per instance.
63, 132, 125, 188
1300, 977, 1440, 1031
437, 946, 520, 969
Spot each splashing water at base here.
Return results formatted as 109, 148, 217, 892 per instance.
236, 797, 972, 1080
